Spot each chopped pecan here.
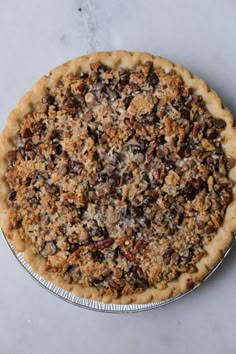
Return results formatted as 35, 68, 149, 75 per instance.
91, 238, 114, 250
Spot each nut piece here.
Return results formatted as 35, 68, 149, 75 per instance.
127, 94, 154, 115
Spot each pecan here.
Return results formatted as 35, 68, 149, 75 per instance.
91, 238, 114, 250
133, 240, 145, 253
7, 150, 18, 166
192, 122, 201, 138
85, 92, 97, 106
40, 242, 57, 257
121, 249, 136, 263
108, 279, 122, 291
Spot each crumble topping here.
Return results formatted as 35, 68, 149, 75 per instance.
5, 61, 234, 298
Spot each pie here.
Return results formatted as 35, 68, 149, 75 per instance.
0, 51, 236, 305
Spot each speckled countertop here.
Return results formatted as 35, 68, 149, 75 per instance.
0, 1, 236, 354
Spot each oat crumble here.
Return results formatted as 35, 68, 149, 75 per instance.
5, 61, 234, 298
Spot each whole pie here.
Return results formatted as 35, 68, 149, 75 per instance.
0, 51, 236, 304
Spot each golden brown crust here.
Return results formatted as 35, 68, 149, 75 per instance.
1, 50, 236, 304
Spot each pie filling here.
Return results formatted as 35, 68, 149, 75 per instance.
5, 61, 234, 298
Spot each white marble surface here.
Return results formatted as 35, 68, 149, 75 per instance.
0, 1, 236, 353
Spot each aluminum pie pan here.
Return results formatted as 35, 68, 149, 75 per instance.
1, 228, 235, 313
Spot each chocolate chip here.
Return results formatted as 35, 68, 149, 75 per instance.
130, 139, 148, 153
142, 113, 159, 124
31, 121, 46, 133
111, 152, 122, 164
172, 98, 185, 110
165, 160, 175, 171
164, 248, 175, 258
109, 173, 120, 186
204, 225, 216, 234
95, 226, 109, 238
42, 94, 55, 105
123, 96, 132, 109
70, 243, 80, 253
132, 267, 149, 289
30, 170, 42, 184
196, 178, 207, 191
80, 72, 89, 79
206, 129, 219, 140
147, 72, 159, 87
21, 127, 33, 138
91, 277, 103, 285
159, 135, 166, 145
180, 108, 190, 119
92, 250, 105, 262
97, 174, 107, 183
139, 216, 151, 228
213, 118, 226, 129
143, 195, 155, 206
56, 80, 64, 88
120, 207, 131, 219
70, 160, 83, 174
226, 157, 235, 170
113, 247, 120, 261
122, 171, 133, 183
132, 206, 143, 217
183, 182, 198, 201
25, 140, 34, 150
59, 224, 67, 235
178, 213, 184, 225
8, 191, 16, 201
64, 96, 79, 108
98, 64, 109, 73
105, 88, 120, 101
28, 196, 38, 205
77, 81, 87, 93
47, 184, 60, 195
15, 220, 22, 229
54, 144, 63, 155
119, 70, 130, 86
24, 177, 31, 186
87, 126, 103, 143
92, 81, 105, 96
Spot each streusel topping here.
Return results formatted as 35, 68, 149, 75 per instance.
5, 61, 234, 298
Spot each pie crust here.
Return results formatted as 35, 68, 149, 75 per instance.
0, 51, 236, 304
